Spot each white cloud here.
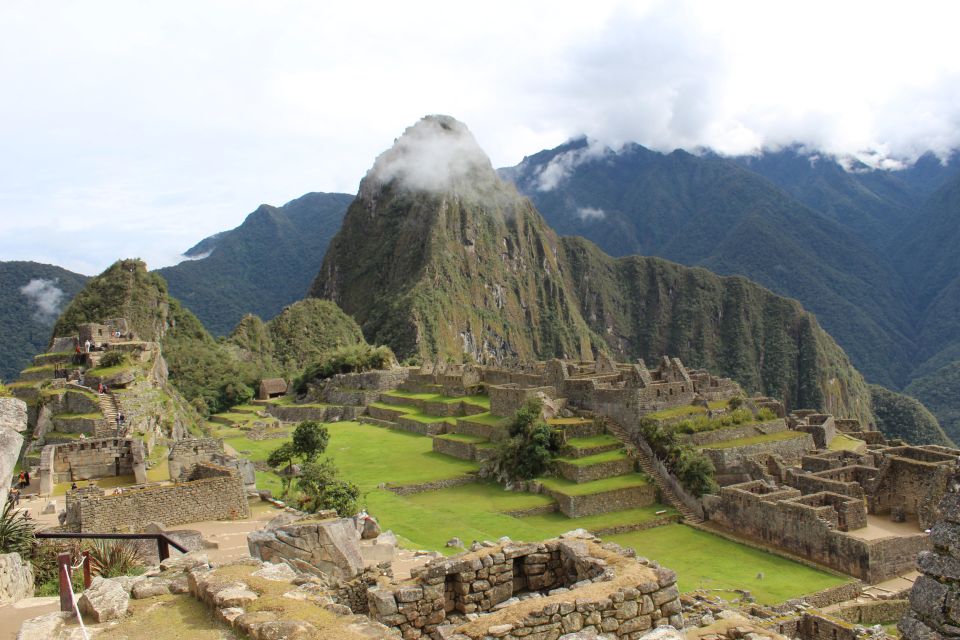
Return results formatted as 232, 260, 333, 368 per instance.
576, 207, 606, 221
536, 139, 610, 191
20, 279, 65, 324
1, 0, 959, 272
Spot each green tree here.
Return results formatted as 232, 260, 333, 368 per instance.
484, 399, 562, 483
296, 459, 360, 516
292, 420, 330, 462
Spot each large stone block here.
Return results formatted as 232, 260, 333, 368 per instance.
248, 516, 363, 579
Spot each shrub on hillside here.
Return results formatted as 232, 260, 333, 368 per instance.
294, 344, 395, 393
639, 419, 718, 497
296, 459, 360, 516
0, 383, 11, 398
482, 399, 563, 483
98, 351, 129, 368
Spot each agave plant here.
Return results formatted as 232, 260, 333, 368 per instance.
85, 539, 144, 578
0, 500, 35, 556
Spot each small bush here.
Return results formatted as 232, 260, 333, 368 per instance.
757, 407, 778, 421
0, 383, 12, 398
86, 540, 144, 578
0, 501, 35, 556
482, 399, 563, 483
98, 351, 129, 368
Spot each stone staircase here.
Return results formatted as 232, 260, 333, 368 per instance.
97, 392, 120, 437
602, 417, 704, 524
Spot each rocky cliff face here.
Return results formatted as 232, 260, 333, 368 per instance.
312, 115, 598, 363
311, 116, 875, 421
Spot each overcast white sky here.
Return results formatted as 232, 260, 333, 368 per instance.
2, 0, 959, 275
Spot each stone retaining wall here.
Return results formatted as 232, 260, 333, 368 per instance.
833, 599, 908, 625
555, 456, 634, 483
387, 475, 478, 496
682, 419, 786, 447
549, 484, 656, 518
396, 416, 449, 436
265, 404, 365, 423
704, 433, 814, 476
64, 462, 249, 532
432, 437, 478, 461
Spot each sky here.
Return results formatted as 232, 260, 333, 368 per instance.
1, 0, 959, 275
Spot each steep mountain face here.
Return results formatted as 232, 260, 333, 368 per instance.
561, 238, 873, 422
313, 116, 874, 421
0, 261, 87, 382
502, 140, 915, 389
156, 191, 352, 336
312, 116, 598, 363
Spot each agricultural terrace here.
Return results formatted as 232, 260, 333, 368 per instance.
206, 392, 853, 604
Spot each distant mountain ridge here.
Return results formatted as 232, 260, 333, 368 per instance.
156, 191, 352, 335
312, 115, 877, 423
500, 139, 960, 439
0, 261, 88, 382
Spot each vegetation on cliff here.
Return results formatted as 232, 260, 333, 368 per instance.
868, 384, 953, 446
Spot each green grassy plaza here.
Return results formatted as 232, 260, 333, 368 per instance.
205, 416, 851, 603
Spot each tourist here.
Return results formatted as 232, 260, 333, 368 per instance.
24, 470, 30, 486
98, 382, 103, 394
84, 339, 91, 353
103, 384, 109, 394
118, 412, 125, 426
8, 488, 19, 508
17, 471, 25, 489
70, 482, 78, 491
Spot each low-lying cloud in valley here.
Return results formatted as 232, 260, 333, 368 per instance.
20, 278, 65, 324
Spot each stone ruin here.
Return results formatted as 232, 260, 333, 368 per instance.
167, 436, 256, 491
900, 470, 960, 640
244, 513, 683, 640
62, 460, 249, 533
38, 436, 147, 495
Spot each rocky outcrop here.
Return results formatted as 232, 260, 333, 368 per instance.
77, 576, 130, 622
0, 397, 27, 498
900, 473, 960, 640
247, 515, 364, 579
0, 552, 34, 603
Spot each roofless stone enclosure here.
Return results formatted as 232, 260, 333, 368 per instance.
38, 436, 147, 495
366, 532, 682, 639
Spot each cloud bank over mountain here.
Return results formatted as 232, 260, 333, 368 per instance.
2, 0, 959, 272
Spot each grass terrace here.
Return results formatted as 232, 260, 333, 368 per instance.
554, 449, 629, 467
701, 431, 808, 450
383, 390, 490, 409
644, 401, 731, 421
565, 434, 620, 449
458, 412, 510, 426
86, 363, 136, 377
828, 433, 867, 451
607, 525, 851, 604
435, 433, 488, 444
539, 473, 649, 497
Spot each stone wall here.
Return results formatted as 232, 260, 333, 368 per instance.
555, 456, 635, 483
703, 433, 814, 479
167, 438, 224, 481
0, 552, 34, 603
39, 437, 146, 493
64, 462, 248, 532
265, 403, 365, 423
683, 419, 786, 447
365, 533, 684, 640
869, 449, 953, 529
833, 599, 908, 625
547, 484, 656, 518
901, 480, 960, 640
704, 480, 930, 583
489, 385, 556, 418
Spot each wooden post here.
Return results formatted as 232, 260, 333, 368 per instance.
81, 551, 91, 588
157, 536, 170, 562
57, 552, 72, 612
